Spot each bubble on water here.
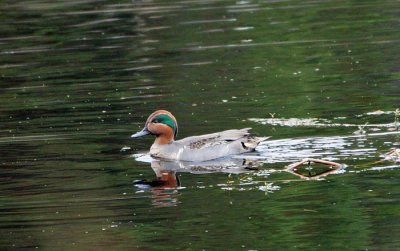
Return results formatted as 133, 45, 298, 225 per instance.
120, 146, 131, 152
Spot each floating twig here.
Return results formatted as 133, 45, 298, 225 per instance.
286, 158, 344, 180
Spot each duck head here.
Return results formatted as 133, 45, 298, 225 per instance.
131, 110, 178, 145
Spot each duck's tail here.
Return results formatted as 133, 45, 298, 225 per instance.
242, 136, 270, 151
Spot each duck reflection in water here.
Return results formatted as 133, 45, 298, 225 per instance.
133, 161, 181, 208
133, 155, 345, 207
133, 157, 263, 207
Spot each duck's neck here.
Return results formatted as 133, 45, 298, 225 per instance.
154, 133, 174, 145
147, 121, 175, 145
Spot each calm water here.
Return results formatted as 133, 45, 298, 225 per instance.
1, 0, 400, 250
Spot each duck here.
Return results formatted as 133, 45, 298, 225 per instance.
131, 110, 269, 162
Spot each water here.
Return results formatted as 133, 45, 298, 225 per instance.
1, 0, 400, 250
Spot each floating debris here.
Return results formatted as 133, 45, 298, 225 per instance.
381, 148, 400, 163
258, 183, 280, 193
353, 124, 368, 135
286, 158, 345, 180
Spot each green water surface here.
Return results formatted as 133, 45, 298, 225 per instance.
1, 0, 399, 250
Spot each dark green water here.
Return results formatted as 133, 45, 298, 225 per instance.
1, 0, 400, 250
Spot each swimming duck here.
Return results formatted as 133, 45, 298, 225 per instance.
131, 110, 269, 162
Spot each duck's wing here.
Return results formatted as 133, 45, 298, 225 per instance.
171, 128, 269, 161
177, 128, 252, 149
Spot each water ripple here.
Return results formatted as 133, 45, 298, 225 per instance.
59, 5, 183, 16
71, 18, 121, 28
185, 39, 334, 51
123, 65, 163, 71
180, 18, 236, 25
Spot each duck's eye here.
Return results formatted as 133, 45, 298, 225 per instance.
152, 119, 160, 123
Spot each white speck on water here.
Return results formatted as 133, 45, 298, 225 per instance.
234, 26, 254, 31
259, 183, 280, 192
221, 187, 233, 191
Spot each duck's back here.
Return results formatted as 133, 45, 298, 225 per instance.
150, 128, 268, 161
